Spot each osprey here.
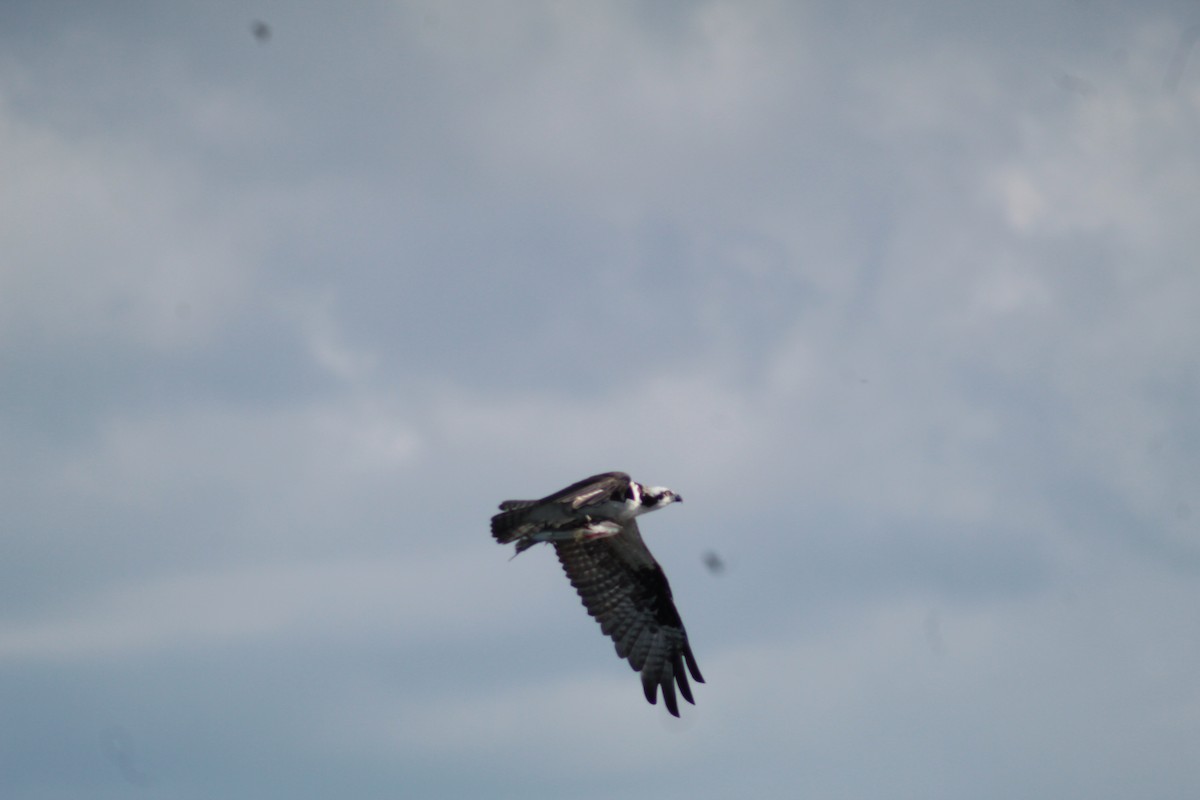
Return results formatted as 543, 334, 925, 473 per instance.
491, 471, 703, 716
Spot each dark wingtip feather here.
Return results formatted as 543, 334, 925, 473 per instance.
642, 676, 658, 706
661, 681, 680, 717
684, 644, 704, 684
675, 655, 695, 705
658, 661, 680, 716
641, 665, 684, 716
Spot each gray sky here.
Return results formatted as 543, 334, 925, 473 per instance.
3, 2, 1199, 798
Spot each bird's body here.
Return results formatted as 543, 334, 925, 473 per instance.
491, 471, 703, 716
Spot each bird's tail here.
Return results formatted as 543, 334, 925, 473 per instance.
491, 501, 537, 544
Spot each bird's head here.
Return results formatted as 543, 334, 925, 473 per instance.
640, 485, 682, 510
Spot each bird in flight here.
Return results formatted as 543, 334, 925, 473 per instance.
491, 471, 703, 716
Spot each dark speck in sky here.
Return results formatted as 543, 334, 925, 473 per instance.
251, 20, 271, 43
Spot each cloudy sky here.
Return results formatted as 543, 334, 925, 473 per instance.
3, 1, 1199, 798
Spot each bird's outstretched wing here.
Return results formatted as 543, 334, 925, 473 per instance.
542, 471, 633, 510
491, 472, 632, 544
553, 520, 704, 716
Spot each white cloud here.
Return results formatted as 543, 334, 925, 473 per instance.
0, 96, 260, 352
0, 546, 523, 662
312, 560, 1200, 799
54, 398, 421, 514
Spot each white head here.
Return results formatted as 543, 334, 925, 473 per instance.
639, 485, 682, 512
